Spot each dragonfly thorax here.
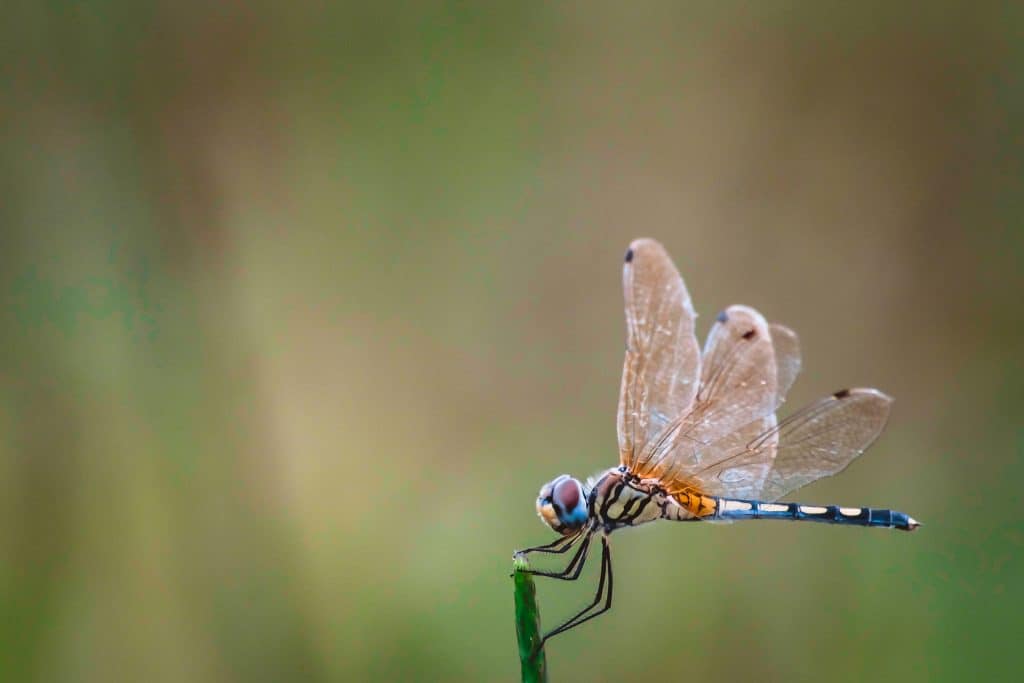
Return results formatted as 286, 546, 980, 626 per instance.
590, 469, 685, 531
536, 474, 589, 535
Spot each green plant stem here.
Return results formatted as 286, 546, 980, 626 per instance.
512, 553, 547, 683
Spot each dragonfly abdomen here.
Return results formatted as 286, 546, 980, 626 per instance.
713, 498, 921, 531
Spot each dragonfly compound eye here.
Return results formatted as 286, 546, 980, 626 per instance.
553, 477, 580, 511
536, 475, 587, 533
552, 477, 588, 529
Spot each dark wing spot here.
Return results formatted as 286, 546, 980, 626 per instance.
624, 247, 634, 263
833, 388, 851, 399
741, 329, 756, 340
716, 310, 728, 323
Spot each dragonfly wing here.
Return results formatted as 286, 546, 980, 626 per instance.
672, 415, 778, 499
758, 388, 892, 501
770, 323, 800, 406
618, 239, 701, 472
663, 322, 800, 498
646, 305, 779, 484
675, 389, 891, 500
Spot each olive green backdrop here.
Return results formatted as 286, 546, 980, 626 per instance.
2, 2, 1021, 681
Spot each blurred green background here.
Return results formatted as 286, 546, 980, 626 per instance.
2, 2, 1022, 681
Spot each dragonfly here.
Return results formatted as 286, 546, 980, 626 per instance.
515, 237, 919, 647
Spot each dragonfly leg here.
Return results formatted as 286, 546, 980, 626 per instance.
515, 531, 581, 556
518, 532, 592, 581
535, 535, 613, 649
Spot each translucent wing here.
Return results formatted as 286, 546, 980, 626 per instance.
641, 305, 778, 483
688, 422, 776, 498
675, 388, 892, 501
770, 324, 800, 404
618, 239, 700, 470
759, 388, 892, 501
667, 323, 801, 498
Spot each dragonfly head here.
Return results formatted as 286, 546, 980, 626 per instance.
537, 475, 589, 535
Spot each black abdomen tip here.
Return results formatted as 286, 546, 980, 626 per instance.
834, 388, 851, 399
624, 248, 634, 263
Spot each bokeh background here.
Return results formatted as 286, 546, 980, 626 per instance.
2, 2, 1022, 681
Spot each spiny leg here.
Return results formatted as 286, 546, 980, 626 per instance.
543, 537, 613, 640
518, 532, 593, 581
515, 531, 582, 556
537, 536, 614, 648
